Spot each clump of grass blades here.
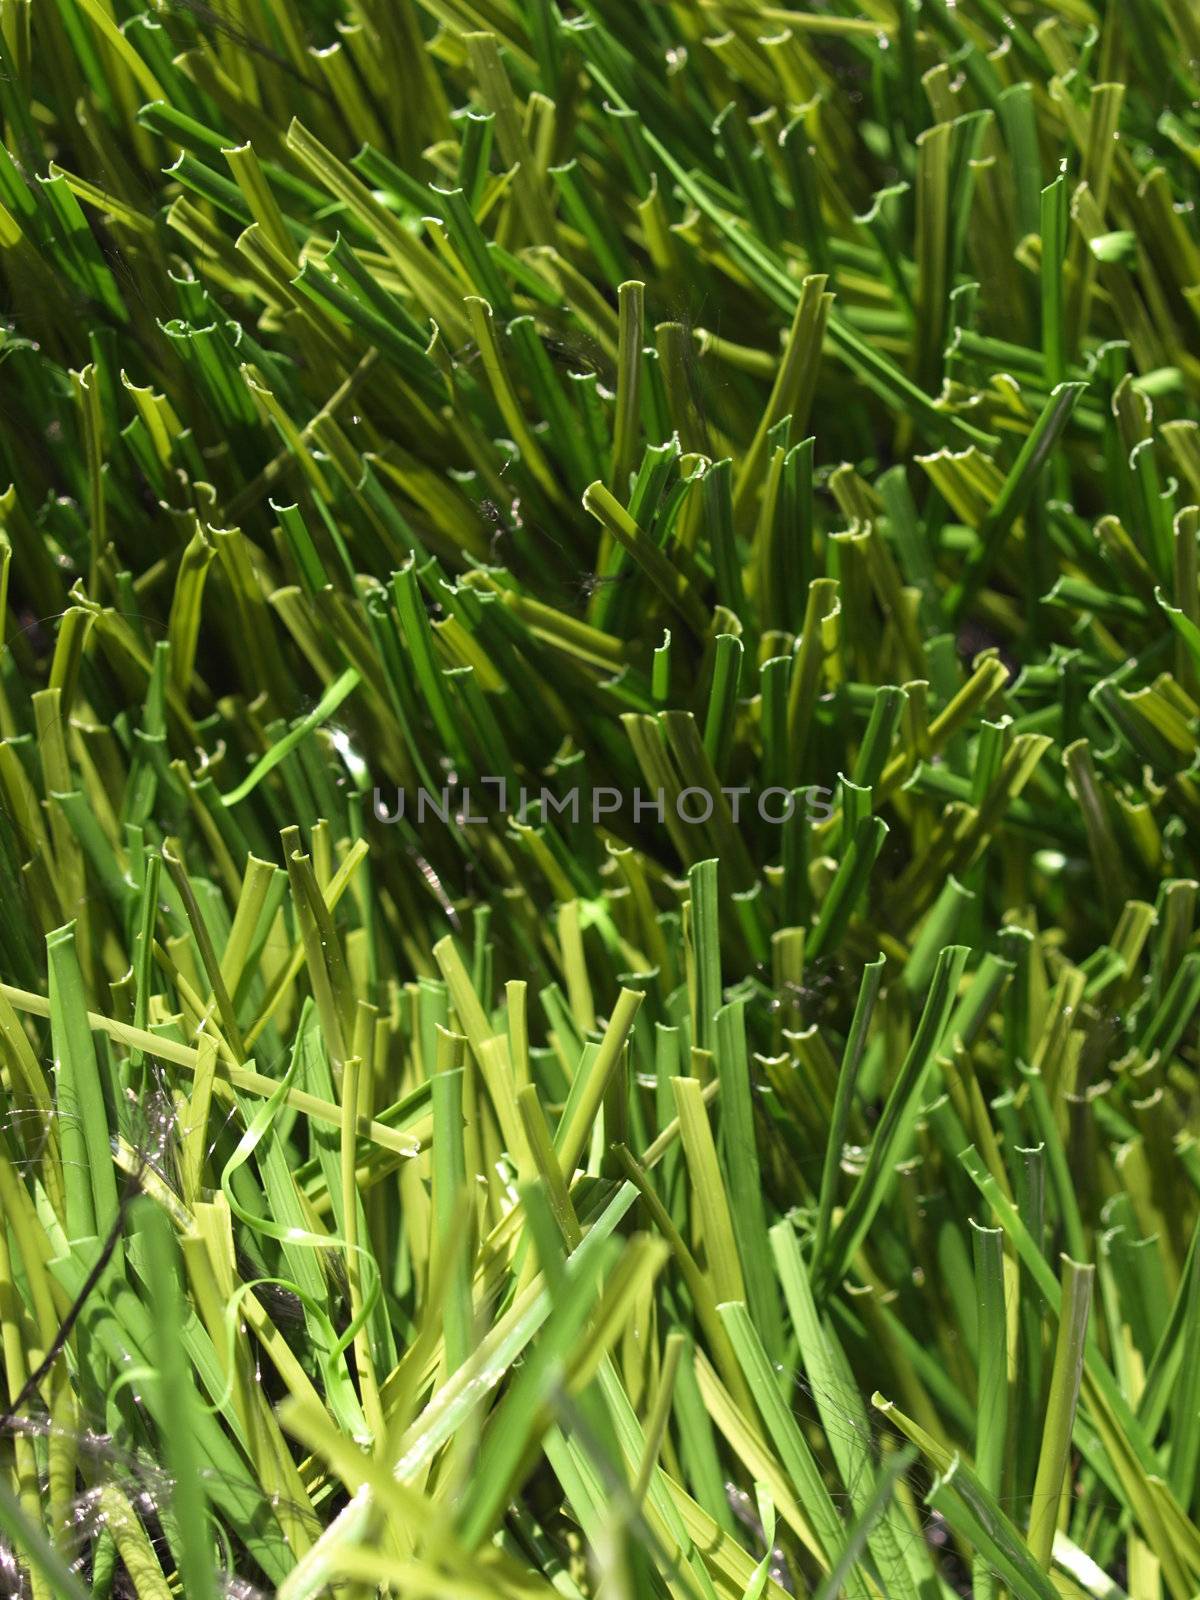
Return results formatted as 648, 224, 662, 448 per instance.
2, 0, 1200, 1597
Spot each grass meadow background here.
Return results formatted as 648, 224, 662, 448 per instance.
2, 0, 1200, 1596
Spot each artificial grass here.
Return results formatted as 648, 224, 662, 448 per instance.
1, 0, 1200, 1595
